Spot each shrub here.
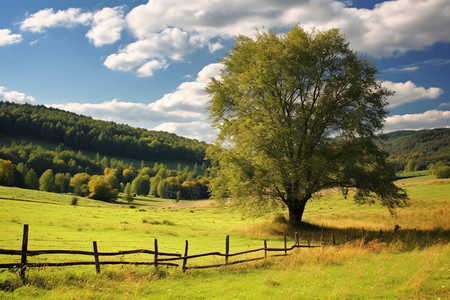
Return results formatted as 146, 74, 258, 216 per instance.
435, 166, 450, 179
71, 197, 78, 206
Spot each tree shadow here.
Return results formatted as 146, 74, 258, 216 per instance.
270, 219, 449, 248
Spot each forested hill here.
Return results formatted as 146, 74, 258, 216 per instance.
380, 128, 450, 171
0, 101, 207, 163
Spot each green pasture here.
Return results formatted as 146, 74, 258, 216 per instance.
0, 174, 449, 299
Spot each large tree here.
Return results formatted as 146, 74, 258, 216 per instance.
206, 27, 407, 227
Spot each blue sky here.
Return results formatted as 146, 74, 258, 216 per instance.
0, 0, 449, 142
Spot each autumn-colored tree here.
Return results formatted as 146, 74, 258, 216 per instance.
88, 176, 119, 201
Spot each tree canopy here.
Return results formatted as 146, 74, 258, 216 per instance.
206, 27, 407, 226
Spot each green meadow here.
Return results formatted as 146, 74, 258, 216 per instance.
0, 174, 449, 299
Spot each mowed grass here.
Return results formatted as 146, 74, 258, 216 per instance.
0, 175, 449, 299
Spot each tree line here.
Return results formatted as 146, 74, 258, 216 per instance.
0, 101, 207, 163
380, 128, 450, 172
0, 141, 209, 201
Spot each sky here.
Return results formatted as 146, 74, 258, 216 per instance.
0, 0, 449, 143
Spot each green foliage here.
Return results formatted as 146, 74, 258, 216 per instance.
123, 182, 134, 202
0, 140, 102, 176
0, 101, 207, 163
131, 175, 150, 196
87, 176, 119, 201
104, 173, 120, 191
206, 26, 406, 225
70, 173, 91, 196
381, 128, 450, 171
0, 158, 15, 186
39, 169, 55, 192
435, 166, 450, 178
54, 173, 71, 193
24, 168, 39, 190
157, 179, 169, 199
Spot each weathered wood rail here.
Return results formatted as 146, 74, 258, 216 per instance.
0, 225, 321, 279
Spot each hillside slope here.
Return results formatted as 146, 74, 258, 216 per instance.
380, 128, 450, 171
0, 101, 207, 163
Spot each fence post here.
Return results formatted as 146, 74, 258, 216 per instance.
264, 240, 268, 259
154, 239, 158, 269
332, 232, 336, 246
284, 234, 287, 255
182, 240, 188, 273
20, 224, 29, 281
295, 232, 299, 246
93, 241, 100, 274
225, 235, 230, 264
379, 229, 382, 239
362, 227, 365, 238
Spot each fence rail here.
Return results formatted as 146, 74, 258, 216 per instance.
0, 224, 320, 280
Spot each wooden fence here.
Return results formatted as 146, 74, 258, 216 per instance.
0, 225, 320, 280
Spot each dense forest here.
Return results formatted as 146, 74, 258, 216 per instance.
380, 128, 450, 172
0, 101, 210, 201
0, 139, 210, 201
0, 101, 207, 163
0, 101, 448, 201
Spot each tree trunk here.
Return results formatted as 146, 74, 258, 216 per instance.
287, 200, 308, 227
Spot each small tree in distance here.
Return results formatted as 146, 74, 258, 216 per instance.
87, 176, 119, 202
206, 26, 407, 227
124, 182, 134, 202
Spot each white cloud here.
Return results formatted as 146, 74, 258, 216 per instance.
122, 0, 450, 62
154, 121, 218, 142
383, 81, 443, 108
17, 1, 450, 76
384, 65, 419, 73
50, 63, 223, 142
137, 60, 168, 77
149, 63, 222, 112
104, 27, 204, 76
385, 110, 450, 132
86, 6, 125, 47
0, 29, 22, 46
0, 86, 36, 103
20, 8, 92, 33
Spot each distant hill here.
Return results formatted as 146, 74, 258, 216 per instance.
379, 128, 450, 171
0, 101, 207, 164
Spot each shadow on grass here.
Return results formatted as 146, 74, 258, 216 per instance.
268, 217, 449, 249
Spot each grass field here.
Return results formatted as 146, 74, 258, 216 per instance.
0, 174, 449, 299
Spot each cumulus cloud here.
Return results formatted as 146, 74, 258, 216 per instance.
137, 60, 168, 77
104, 27, 204, 76
0, 29, 22, 46
17, 1, 450, 75
385, 110, 450, 132
20, 8, 92, 33
383, 81, 443, 108
0, 86, 36, 103
86, 6, 125, 47
149, 63, 222, 112
50, 63, 223, 142
154, 121, 218, 142
122, 0, 450, 60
